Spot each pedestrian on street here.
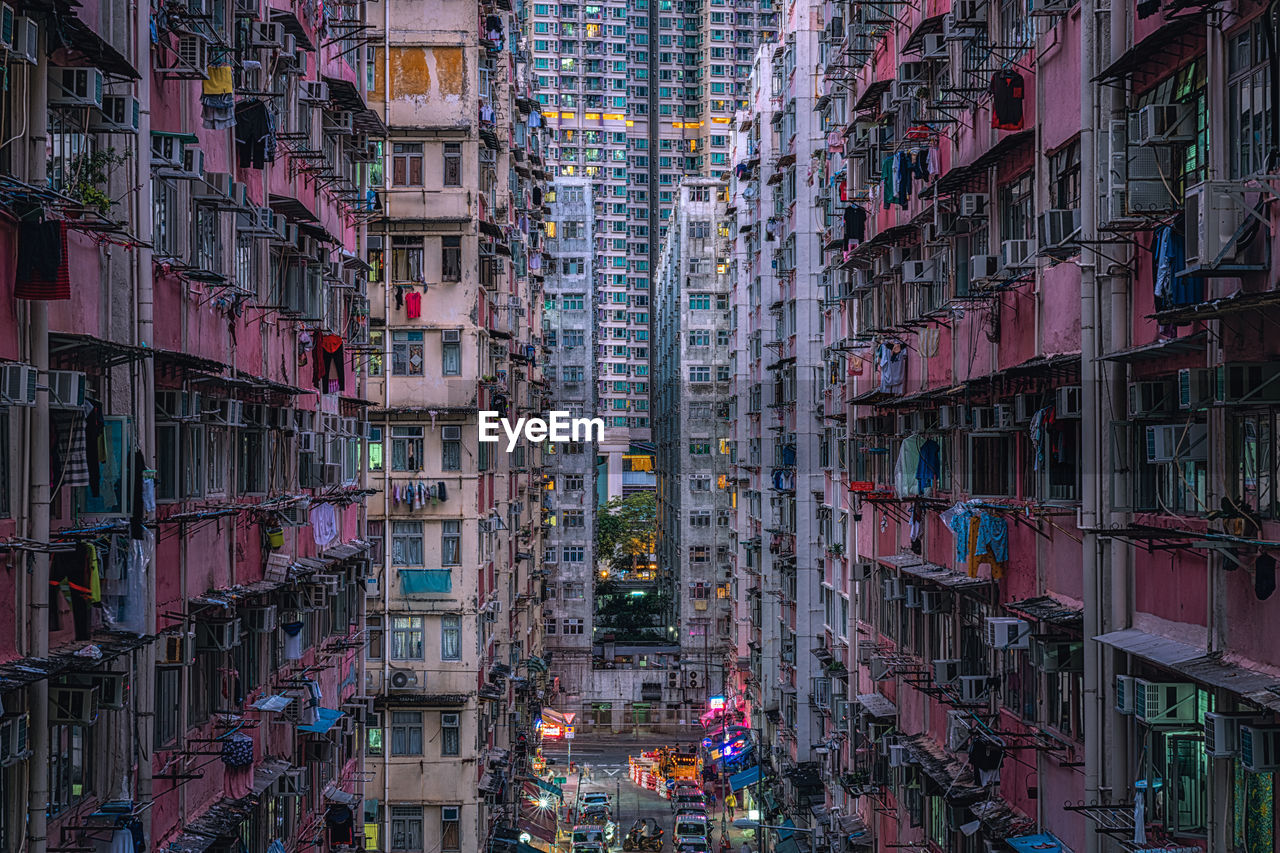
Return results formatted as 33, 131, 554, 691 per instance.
725, 792, 737, 816
740, 844, 752, 853
707, 789, 717, 808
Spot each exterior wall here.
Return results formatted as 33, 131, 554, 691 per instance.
655, 178, 735, 709
0, 1, 377, 852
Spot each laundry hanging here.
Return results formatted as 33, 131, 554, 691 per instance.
988, 70, 1025, 130
15, 219, 71, 300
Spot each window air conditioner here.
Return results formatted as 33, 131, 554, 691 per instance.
922, 32, 948, 59
946, 709, 971, 751
958, 675, 990, 705
1127, 380, 1174, 417
1134, 103, 1195, 145
932, 659, 961, 686
12, 16, 36, 65
903, 258, 937, 284
969, 254, 1000, 281
903, 584, 922, 609
1030, 639, 1083, 673
1, 363, 38, 407
1038, 208, 1080, 251
881, 576, 904, 602
1055, 385, 1083, 418
300, 80, 329, 102
50, 67, 104, 109
90, 95, 141, 134
1239, 725, 1280, 772
1186, 181, 1245, 271
1177, 368, 1213, 410
47, 370, 86, 410
196, 619, 242, 652
0, 714, 31, 766
1216, 363, 1280, 404
248, 21, 285, 47
869, 655, 893, 681
959, 193, 987, 218
49, 686, 99, 726
1114, 674, 1134, 714
1203, 711, 1257, 759
242, 605, 278, 633
985, 617, 1030, 650
442, 425, 463, 440
1000, 239, 1037, 271
1145, 423, 1208, 464
921, 590, 951, 614
1013, 394, 1034, 424
938, 405, 955, 429
1133, 679, 1197, 726
851, 560, 874, 580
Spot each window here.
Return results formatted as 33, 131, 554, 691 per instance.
443, 143, 462, 187
391, 143, 425, 186
442, 433, 461, 470
392, 522, 424, 566
1229, 19, 1271, 179
368, 520, 385, 570
562, 510, 585, 528
717, 365, 730, 382
442, 331, 461, 376
367, 329, 384, 376
690, 546, 710, 563
237, 426, 266, 494
563, 618, 585, 634
154, 667, 180, 747
48, 724, 92, 816
390, 616, 425, 659
440, 713, 460, 756
1046, 669, 1083, 740
367, 716, 384, 755
689, 510, 711, 528
968, 435, 1015, 496
688, 329, 710, 346
390, 805, 424, 852
367, 615, 384, 660
562, 294, 586, 309
193, 205, 221, 274
391, 711, 424, 755
441, 520, 461, 565
391, 426, 424, 471
563, 474, 584, 490
440, 806, 461, 852
442, 237, 462, 281
690, 475, 710, 491
563, 582, 585, 599
544, 617, 557, 634
391, 237, 423, 282
392, 331, 425, 376
563, 546, 585, 563
689, 441, 711, 455
689, 366, 711, 382
1049, 141, 1081, 211
441, 615, 462, 660
688, 293, 711, 309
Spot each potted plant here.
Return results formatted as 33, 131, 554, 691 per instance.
66, 147, 126, 216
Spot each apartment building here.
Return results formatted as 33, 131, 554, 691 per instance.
724, 9, 835, 835
718, 0, 1280, 845
527, 0, 778, 442
0, 2, 376, 853
541, 177, 599, 699
654, 178, 736, 709
362, 0, 550, 849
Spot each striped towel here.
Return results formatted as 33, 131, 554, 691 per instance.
54, 411, 90, 488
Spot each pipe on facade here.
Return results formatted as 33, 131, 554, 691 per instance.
25, 35, 50, 853
134, 0, 158, 840
1079, 0, 1103, 848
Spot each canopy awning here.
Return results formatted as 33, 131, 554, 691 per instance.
855, 692, 898, 719
298, 707, 344, 734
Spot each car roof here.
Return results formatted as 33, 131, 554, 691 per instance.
582, 792, 609, 799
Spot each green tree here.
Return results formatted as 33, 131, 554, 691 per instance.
594, 491, 657, 576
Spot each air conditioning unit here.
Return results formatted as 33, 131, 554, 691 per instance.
389, 668, 420, 691
882, 576, 904, 602
12, 16, 36, 64
945, 710, 971, 751
300, 80, 330, 102
892, 79, 922, 103
49, 686, 99, 726
1239, 725, 1280, 772
176, 34, 208, 72
159, 632, 194, 666
869, 656, 893, 681
1, 363, 37, 406
903, 258, 937, 284
0, 714, 31, 766
903, 584, 922, 609
1038, 208, 1080, 251
1114, 674, 1135, 714
156, 390, 202, 420
985, 617, 1030, 650
933, 659, 961, 686
278, 767, 306, 796
993, 404, 1014, 429
851, 560, 874, 580
248, 20, 284, 47
50, 67, 104, 109
959, 193, 987, 218
887, 742, 908, 767
1031, 639, 1083, 673
1127, 381, 1173, 418
1134, 680, 1197, 726
1055, 385, 1083, 418
1216, 363, 1280, 404
242, 605, 278, 633
969, 254, 1000, 282
1186, 180, 1245, 269
1177, 368, 1213, 410
1108, 119, 1178, 219
1000, 239, 1037, 271
921, 590, 951, 614
938, 405, 955, 429
958, 675, 989, 705
47, 370, 86, 409
66, 672, 127, 709
954, 0, 986, 22
204, 398, 244, 426
196, 619, 242, 651
234, 0, 262, 18
1204, 712, 1257, 758
298, 430, 317, 452
1145, 423, 1208, 464
1013, 394, 1035, 424
970, 407, 995, 430
91, 95, 141, 134
1134, 103, 1194, 145
922, 32, 948, 59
